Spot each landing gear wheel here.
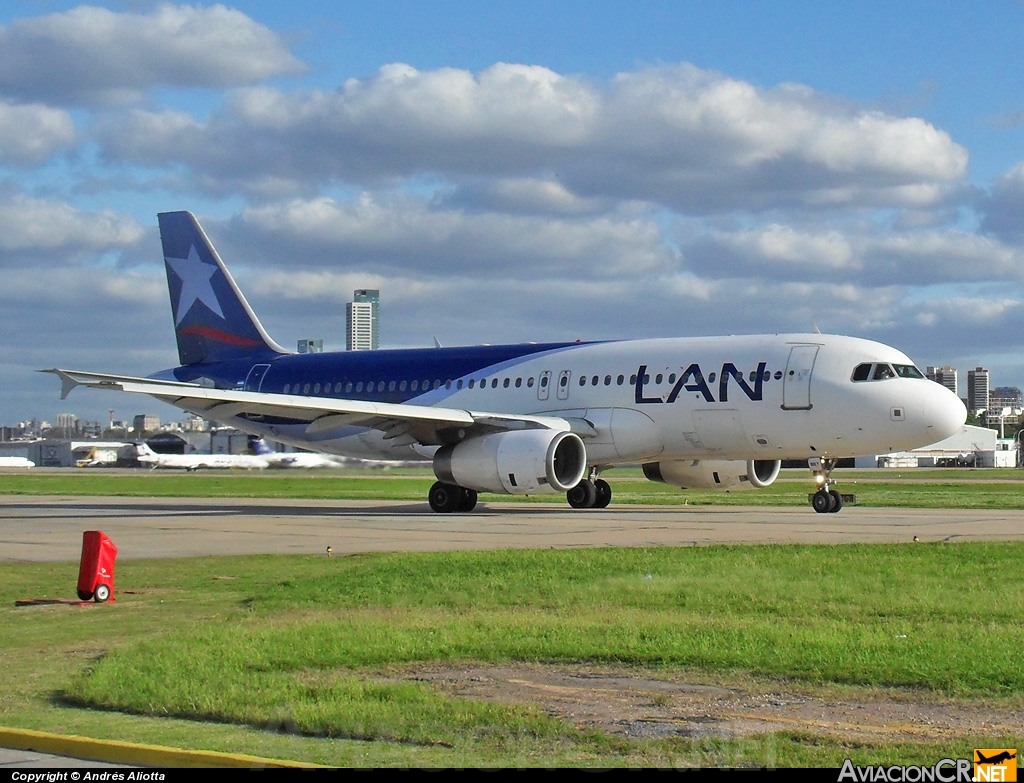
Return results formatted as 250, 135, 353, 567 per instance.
428, 481, 461, 513
567, 479, 597, 509
94, 584, 110, 603
593, 479, 612, 509
812, 489, 835, 514
77, 589, 93, 602
828, 489, 843, 513
458, 488, 478, 513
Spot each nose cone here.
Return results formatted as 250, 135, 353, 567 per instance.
921, 385, 967, 443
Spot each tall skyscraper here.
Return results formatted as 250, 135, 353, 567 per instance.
347, 289, 380, 350
925, 365, 958, 397
967, 366, 990, 414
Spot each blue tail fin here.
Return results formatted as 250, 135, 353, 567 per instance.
249, 436, 272, 455
158, 211, 287, 366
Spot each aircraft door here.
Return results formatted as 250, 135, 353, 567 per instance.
556, 370, 571, 401
781, 346, 819, 410
243, 364, 271, 392
537, 370, 551, 401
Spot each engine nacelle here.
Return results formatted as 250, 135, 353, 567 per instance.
433, 429, 587, 495
642, 459, 781, 491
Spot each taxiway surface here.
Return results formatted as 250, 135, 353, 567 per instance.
3, 496, 1023, 561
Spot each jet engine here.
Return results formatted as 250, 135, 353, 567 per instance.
433, 429, 587, 495
642, 459, 781, 491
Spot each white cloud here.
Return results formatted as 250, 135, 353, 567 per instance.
0, 3, 305, 105
0, 100, 75, 164
705, 224, 857, 271
981, 161, 1024, 242
0, 196, 144, 257
94, 62, 969, 212
236, 195, 678, 278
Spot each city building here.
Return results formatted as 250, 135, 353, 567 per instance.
967, 367, 990, 414
990, 386, 1023, 410
132, 414, 161, 433
925, 366, 958, 397
346, 288, 379, 351
297, 338, 323, 354
55, 413, 80, 435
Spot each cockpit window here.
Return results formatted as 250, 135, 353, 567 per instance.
893, 364, 924, 379
873, 364, 896, 380
852, 362, 925, 382
852, 363, 872, 382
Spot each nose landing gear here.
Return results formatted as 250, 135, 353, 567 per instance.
809, 457, 843, 513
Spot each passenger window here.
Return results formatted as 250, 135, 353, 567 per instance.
503, 378, 510, 388
579, 376, 587, 386
604, 375, 611, 386
515, 378, 522, 388
527, 377, 535, 388
491, 378, 498, 388
617, 375, 624, 385
283, 384, 290, 394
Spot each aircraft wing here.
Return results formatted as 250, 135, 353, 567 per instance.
43, 368, 578, 447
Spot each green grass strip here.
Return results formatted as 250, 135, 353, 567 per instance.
60, 543, 1024, 751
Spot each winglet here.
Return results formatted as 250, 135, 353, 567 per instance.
40, 368, 80, 400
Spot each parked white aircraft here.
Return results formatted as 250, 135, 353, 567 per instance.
133, 442, 266, 471
47, 211, 966, 513
250, 438, 345, 469
0, 456, 35, 468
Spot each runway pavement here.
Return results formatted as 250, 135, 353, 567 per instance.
2, 496, 1023, 561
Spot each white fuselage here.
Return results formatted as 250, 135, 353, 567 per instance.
227, 334, 966, 466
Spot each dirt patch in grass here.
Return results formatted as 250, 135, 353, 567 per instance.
395, 663, 1023, 742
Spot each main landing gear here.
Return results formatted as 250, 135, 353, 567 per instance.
428, 481, 478, 513
427, 474, 614, 513
566, 473, 612, 510
809, 457, 843, 514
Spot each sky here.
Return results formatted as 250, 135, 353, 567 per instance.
3, 0, 1024, 425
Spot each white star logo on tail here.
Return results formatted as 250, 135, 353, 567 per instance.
165, 246, 225, 325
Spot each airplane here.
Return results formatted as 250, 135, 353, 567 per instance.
0, 456, 35, 468
975, 751, 1016, 765
133, 441, 267, 471
249, 438, 346, 469
45, 211, 966, 514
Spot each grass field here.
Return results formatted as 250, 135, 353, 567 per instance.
2, 470, 1023, 767
4, 466, 1024, 508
